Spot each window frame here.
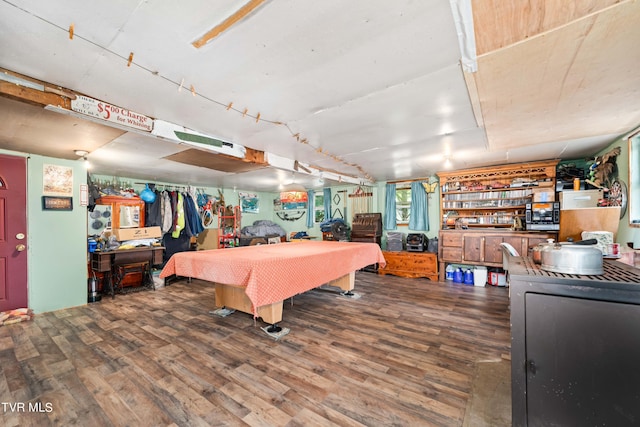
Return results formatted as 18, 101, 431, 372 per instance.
314, 193, 325, 223
395, 184, 412, 226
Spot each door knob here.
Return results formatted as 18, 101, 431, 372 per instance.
15, 244, 26, 252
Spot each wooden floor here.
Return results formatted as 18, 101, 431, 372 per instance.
0, 272, 511, 426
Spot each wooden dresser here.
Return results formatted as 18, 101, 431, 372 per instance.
378, 251, 438, 281
437, 229, 556, 281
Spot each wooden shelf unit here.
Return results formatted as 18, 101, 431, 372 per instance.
437, 159, 559, 229
218, 206, 241, 248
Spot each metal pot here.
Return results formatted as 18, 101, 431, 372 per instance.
531, 239, 556, 264
540, 239, 603, 275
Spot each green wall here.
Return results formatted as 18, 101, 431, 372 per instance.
595, 136, 635, 246
5, 141, 635, 315
1, 149, 88, 314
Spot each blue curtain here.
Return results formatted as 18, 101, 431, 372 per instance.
306, 189, 315, 228
384, 183, 396, 230
409, 181, 429, 231
323, 188, 331, 220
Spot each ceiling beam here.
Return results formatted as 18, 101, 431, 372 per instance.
0, 69, 71, 109
192, 0, 267, 48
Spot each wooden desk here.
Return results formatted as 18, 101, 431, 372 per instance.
90, 246, 164, 297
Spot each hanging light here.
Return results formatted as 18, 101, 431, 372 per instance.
282, 171, 306, 192
74, 150, 91, 169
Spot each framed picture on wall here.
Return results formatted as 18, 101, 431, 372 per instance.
239, 192, 259, 213
43, 164, 73, 196
42, 196, 73, 211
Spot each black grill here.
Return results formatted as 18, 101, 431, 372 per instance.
520, 257, 640, 284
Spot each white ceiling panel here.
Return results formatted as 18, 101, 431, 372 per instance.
1, 0, 638, 192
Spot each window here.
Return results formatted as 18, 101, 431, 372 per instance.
395, 185, 411, 225
314, 193, 325, 223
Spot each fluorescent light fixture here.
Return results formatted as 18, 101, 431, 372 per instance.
265, 152, 371, 185
0, 72, 44, 91
152, 120, 246, 158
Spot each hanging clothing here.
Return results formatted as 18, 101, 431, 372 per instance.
161, 191, 173, 234
172, 192, 185, 238
145, 189, 162, 227
183, 192, 204, 236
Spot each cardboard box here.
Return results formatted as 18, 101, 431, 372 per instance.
559, 189, 603, 209
196, 228, 219, 250
113, 226, 162, 241
532, 188, 555, 202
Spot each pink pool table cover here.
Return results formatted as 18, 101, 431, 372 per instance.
160, 240, 386, 314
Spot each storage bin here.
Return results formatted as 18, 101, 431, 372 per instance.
473, 266, 487, 287
497, 272, 507, 287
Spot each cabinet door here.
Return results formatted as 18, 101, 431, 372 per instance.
484, 236, 504, 263
525, 294, 640, 426
462, 235, 483, 262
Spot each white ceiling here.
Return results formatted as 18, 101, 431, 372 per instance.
1, 0, 639, 191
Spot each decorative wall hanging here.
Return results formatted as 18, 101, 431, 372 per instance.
278, 191, 308, 210
42, 196, 73, 211
348, 185, 373, 221
422, 180, 439, 199
276, 210, 306, 221
239, 192, 259, 213
43, 164, 73, 196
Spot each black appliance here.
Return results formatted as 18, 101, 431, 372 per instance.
525, 202, 560, 231
510, 257, 640, 426
406, 233, 427, 252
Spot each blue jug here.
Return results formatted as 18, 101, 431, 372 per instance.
464, 268, 474, 285
453, 268, 463, 283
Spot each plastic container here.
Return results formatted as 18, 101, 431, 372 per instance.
473, 266, 487, 287
445, 264, 454, 281
463, 269, 474, 285
453, 268, 463, 283
497, 272, 507, 287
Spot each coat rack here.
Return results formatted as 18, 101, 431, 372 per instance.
348, 185, 373, 220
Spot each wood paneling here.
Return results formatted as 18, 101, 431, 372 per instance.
472, 0, 624, 56
165, 148, 267, 173
0, 273, 511, 426
470, 0, 640, 151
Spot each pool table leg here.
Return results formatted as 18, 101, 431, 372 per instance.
327, 271, 355, 292
214, 282, 283, 324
